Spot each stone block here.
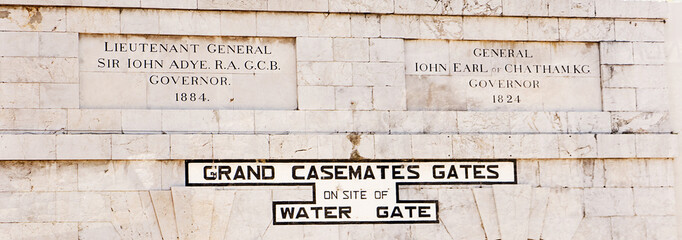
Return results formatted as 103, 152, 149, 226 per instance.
472, 188, 501, 239
0, 223, 77, 239
404, 40, 449, 76
297, 37, 333, 61
82, 0, 139, 7
369, 38, 404, 62
515, 160, 539, 186
418, 16, 463, 39
463, 0, 502, 15
66, 8, 120, 33
538, 159, 587, 187
39, 32, 77, 57
557, 134, 597, 158
353, 111, 390, 133
548, 0, 595, 17
452, 135, 494, 158
78, 222, 120, 240
636, 134, 677, 158
611, 112, 670, 133
373, 86, 407, 111
584, 188, 634, 216
388, 111, 424, 134
255, 110, 306, 133
198, 0, 266, 10
257, 12, 307, 37
374, 135, 412, 159
0, 57, 78, 83
298, 62, 352, 86
305, 110, 353, 132
527, 17, 559, 41
0, 6, 65, 32
220, 11, 256, 36
39, 83, 78, 108
615, 19, 664, 42
0, 83, 39, 108
0, 192, 56, 222
353, 63, 404, 87
395, 0, 462, 15
634, 188, 675, 216
611, 217, 646, 240
329, 0, 394, 13
541, 188, 583, 240
633, 42, 665, 64
558, 18, 614, 41
122, 110, 163, 133
171, 187, 215, 240
599, 42, 633, 64
0, 32, 39, 56
411, 135, 452, 158
423, 111, 457, 133
493, 185, 532, 240
458, 112, 510, 133
162, 110, 218, 133
159, 10, 220, 35
121, 9, 160, 34
339, 225, 373, 240
644, 216, 677, 240
161, 160, 184, 189
308, 13, 350, 37
509, 112, 567, 133
149, 191, 179, 240
56, 135, 111, 159
3, 109, 67, 131
438, 189, 486, 239
170, 134, 212, 159
597, 135, 636, 158
494, 134, 559, 158
141, 0, 196, 8
55, 192, 112, 222
602, 65, 666, 89
298, 86, 335, 110
112, 135, 170, 159
603, 159, 666, 187
335, 86, 372, 110
333, 38, 369, 61
67, 109, 122, 132
224, 191, 272, 239
0, 161, 75, 191
216, 110, 254, 133
595, 0, 667, 18
350, 14, 380, 37
572, 217, 612, 240
269, 0, 328, 12
602, 88, 637, 112
502, 0, 549, 16
269, 135, 319, 159
77, 161, 162, 190
526, 188, 549, 239
636, 89, 668, 112
380, 15, 419, 38
463, 17, 527, 40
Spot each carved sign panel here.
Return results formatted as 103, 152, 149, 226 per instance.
79, 34, 297, 109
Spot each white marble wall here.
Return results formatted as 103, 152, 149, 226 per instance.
0, 0, 676, 239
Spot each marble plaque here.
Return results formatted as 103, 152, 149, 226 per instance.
79, 34, 297, 109
405, 40, 601, 111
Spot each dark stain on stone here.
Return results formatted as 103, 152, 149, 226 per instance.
26, 7, 42, 26
0, 11, 10, 19
347, 133, 366, 160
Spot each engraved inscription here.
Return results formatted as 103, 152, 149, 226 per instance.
79, 34, 297, 109
405, 40, 601, 111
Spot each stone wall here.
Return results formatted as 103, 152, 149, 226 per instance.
0, 0, 677, 239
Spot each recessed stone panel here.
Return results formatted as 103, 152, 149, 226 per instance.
405, 40, 601, 111
79, 34, 297, 109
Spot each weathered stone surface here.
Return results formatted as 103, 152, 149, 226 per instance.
541, 188, 583, 240
526, 187, 549, 239
172, 187, 215, 240
634, 188, 675, 216
224, 190, 272, 239
149, 190, 179, 240
0, 161, 76, 191
572, 217, 612, 240
584, 188, 634, 216
472, 188, 501, 239
493, 185, 531, 240
77, 161, 161, 191
611, 217, 646, 240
